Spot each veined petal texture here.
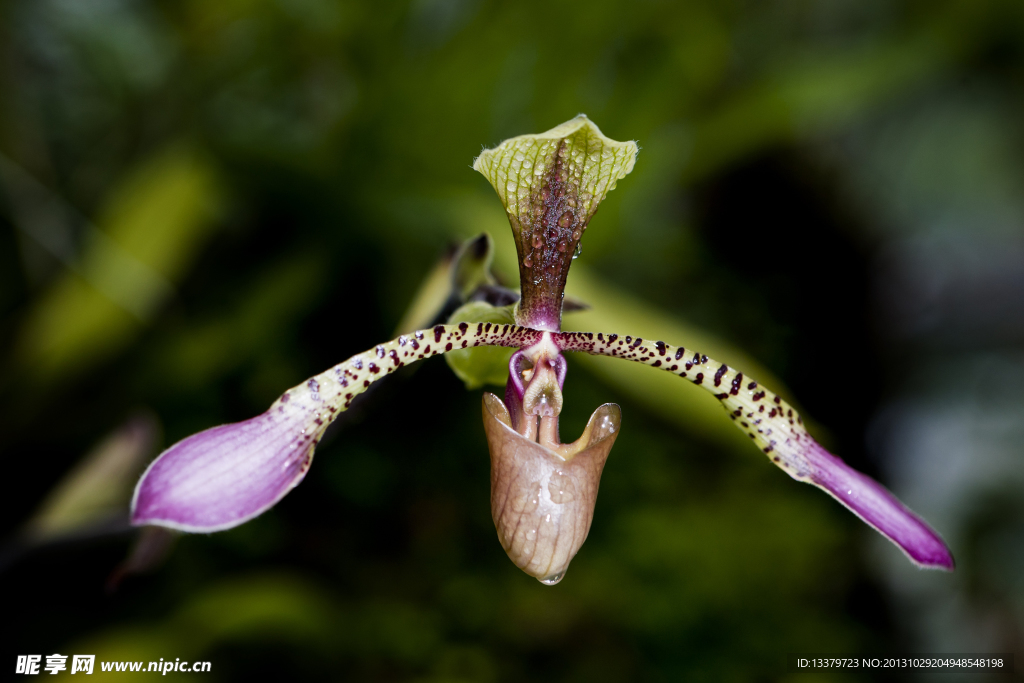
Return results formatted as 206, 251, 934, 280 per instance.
473, 116, 637, 330
483, 393, 620, 584
131, 404, 323, 532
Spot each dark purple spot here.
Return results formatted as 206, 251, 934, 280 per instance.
445, 342, 453, 351
694, 372, 704, 384
369, 363, 380, 374
281, 393, 290, 403
434, 326, 444, 343
714, 364, 728, 386
376, 345, 385, 358
459, 322, 468, 333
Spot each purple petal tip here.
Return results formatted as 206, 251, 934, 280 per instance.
805, 442, 954, 570
131, 410, 318, 533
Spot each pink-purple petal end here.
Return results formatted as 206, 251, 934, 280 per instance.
804, 442, 954, 570
131, 410, 319, 533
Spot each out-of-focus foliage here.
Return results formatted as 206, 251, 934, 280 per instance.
2, 0, 1023, 679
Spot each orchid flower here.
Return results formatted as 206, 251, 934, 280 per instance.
131, 116, 954, 584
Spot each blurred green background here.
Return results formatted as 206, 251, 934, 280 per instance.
2, 0, 1023, 680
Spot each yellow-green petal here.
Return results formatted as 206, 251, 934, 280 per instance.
473, 116, 637, 331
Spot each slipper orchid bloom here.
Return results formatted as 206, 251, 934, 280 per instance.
132, 116, 954, 584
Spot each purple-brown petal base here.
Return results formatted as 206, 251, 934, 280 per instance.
483, 393, 620, 584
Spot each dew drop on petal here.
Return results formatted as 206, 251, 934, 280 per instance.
532, 233, 543, 248
538, 571, 565, 586
573, 242, 582, 260
558, 211, 572, 228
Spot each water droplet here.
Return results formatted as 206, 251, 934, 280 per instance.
557, 239, 567, 253
558, 211, 572, 228
571, 228, 582, 241
541, 186, 550, 200
538, 571, 565, 586
532, 233, 543, 248
572, 242, 582, 260
523, 252, 533, 268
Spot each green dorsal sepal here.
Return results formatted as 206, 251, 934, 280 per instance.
473, 116, 638, 331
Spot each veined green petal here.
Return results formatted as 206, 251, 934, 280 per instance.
473, 116, 638, 330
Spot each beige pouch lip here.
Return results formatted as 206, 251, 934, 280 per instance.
482, 393, 620, 584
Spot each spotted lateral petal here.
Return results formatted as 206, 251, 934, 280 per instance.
132, 323, 540, 532
473, 115, 637, 331
556, 331, 954, 570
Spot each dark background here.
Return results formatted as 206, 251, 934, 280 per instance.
1, 0, 1023, 680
